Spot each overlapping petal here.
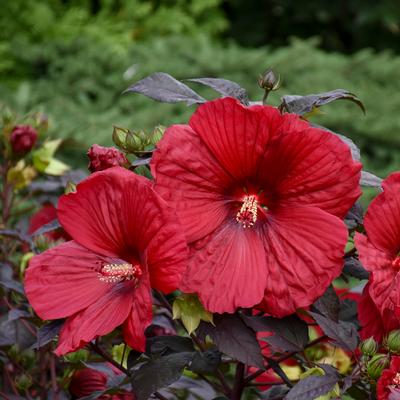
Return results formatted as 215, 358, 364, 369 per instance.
257, 125, 361, 218
180, 223, 268, 313
123, 274, 153, 352
362, 172, 400, 254
151, 124, 232, 243
55, 283, 134, 355
25, 241, 115, 320
259, 206, 347, 316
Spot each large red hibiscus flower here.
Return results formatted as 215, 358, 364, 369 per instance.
355, 172, 400, 334
25, 167, 188, 355
377, 356, 400, 400
151, 97, 361, 315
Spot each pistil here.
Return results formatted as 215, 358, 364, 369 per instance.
236, 195, 258, 228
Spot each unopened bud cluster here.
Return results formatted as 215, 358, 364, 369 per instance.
112, 125, 165, 153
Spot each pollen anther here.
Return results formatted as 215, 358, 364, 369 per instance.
393, 372, 400, 386
236, 195, 258, 228
98, 263, 142, 284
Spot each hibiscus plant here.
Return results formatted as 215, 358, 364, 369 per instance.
1, 70, 400, 400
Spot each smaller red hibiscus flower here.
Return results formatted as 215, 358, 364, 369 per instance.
377, 357, 400, 400
25, 167, 188, 355
28, 202, 70, 242
355, 172, 400, 332
87, 144, 129, 173
69, 364, 134, 399
10, 124, 38, 154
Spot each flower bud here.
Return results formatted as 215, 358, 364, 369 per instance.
10, 125, 38, 154
15, 373, 33, 391
112, 126, 129, 149
367, 353, 390, 380
125, 131, 144, 152
361, 337, 379, 357
258, 68, 280, 92
149, 125, 166, 145
87, 144, 129, 173
386, 330, 400, 354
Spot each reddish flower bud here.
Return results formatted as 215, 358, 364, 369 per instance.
87, 144, 128, 173
10, 125, 38, 154
69, 366, 134, 399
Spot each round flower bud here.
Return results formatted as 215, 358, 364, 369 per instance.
386, 330, 400, 354
367, 353, 390, 380
87, 144, 129, 173
10, 125, 38, 154
258, 68, 280, 92
360, 337, 379, 357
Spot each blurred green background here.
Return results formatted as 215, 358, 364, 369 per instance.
1, 0, 399, 176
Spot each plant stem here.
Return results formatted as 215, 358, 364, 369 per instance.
231, 362, 245, 400
90, 343, 130, 376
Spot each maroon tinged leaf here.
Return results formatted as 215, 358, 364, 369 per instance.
197, 314, 263, 368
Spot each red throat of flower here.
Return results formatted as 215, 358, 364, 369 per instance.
393, 256, 400, 269
98, 262, 142, 285
236, 195, 258, 228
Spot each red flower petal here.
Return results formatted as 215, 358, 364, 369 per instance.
55, 282, 134, 355
189, 97, 280, 181
25, 241, 114, 320
257, 124, 361, 218
259, 206, 347, 317
354, 232, 393, 272
57, 167, 136, 256
363, 173, 400, 254
151, 124, 232, 243
180, 223, 268, 313
377, 356, 400, 400
123, 274, 153, 352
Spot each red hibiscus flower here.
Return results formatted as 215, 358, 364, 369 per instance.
69, 365, 134, 399
151, 97, 361, 315
25, 167, 188, 355
28, 202, 70, 241
355, 172, 400, 334
87, 144, 129, 173
377, 356, 400, 400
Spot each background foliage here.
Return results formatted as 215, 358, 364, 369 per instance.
1, 0, 399, 175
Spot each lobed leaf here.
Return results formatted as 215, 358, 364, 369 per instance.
285, 373, 339, 400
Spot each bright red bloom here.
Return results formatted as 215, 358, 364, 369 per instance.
28, 202, 70, 241
25, 167, 188, 355
377, 356, 400, 400
151, 97, 361, 315
355, 172, 400, 335
87, 144, 129, 173
10, 124, 38, 154
69, 365, 134, 399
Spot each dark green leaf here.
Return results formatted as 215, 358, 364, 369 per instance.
243, 314, 309, 353
197, 314, 263, 368
146, 335, 195, 356
8, 309, 31, 321
124, 72, 205, 106
32, 319, 64, 349
285, 373, 339, 400
360, 171, 383, 189
261, 385, 289, 399
131, 352, 194, 400
309, 312, 359, 351
344, 202, 363, 230
343, 257, 370, 280
130, 157, 152, 168
280, 89, 365, 115
312, 285, 340, 322
339, 299, 359, 327
188, 348, 221, 374
188, 77, 249, 104
0, 277, 25, 294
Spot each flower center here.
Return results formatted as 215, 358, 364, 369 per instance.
236, 195, 258, 228
98, 263, 142, 284
393, 372, 400, 386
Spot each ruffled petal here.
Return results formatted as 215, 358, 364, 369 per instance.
363, 173, 400, 254
180, 223, 268, 313
25, 241, 117, 320
123, 275, 153, 352
151, 124, 232, 243
259, 206, 347, 317
57, 167, 138, 256
257, 125, 361, 218
354, 232, 392, 272
55, 283, 134, 355
189, 97, 282, 181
